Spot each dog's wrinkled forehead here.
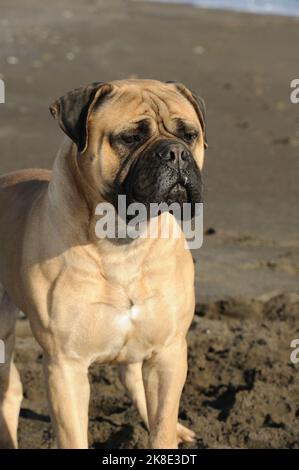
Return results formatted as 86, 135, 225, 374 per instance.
92, 80, 206, 143
50, 79, 207, 153
93, 81, 195, 122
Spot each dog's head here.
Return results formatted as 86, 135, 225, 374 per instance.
50, 79, 207, 216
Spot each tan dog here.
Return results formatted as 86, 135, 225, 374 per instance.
0, 79, 207, 449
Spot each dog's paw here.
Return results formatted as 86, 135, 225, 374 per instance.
177, 423, 196, 445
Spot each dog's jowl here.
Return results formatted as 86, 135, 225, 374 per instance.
0, 79, 207, 449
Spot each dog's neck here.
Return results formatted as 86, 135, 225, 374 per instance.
47, 140, 146, 247
47, 139, 95, 244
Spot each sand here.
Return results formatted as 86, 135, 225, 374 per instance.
0, 0, 298, 448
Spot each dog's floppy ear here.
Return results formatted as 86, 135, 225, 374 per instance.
49, 82, 112, 153
166, 81, 208, 149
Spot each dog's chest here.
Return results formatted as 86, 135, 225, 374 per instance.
47, 240, 188, 364
96, 279, 177, 363
117, 305, 142, 329
89, 275, 178, 364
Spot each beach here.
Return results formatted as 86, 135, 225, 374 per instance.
0, 0, 298, 448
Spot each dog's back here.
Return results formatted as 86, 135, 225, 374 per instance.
0, 169, 52, 295
0, 168, 51, 190
0, 169, 51, 222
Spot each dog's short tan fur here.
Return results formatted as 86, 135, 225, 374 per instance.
0, 79, 206, 449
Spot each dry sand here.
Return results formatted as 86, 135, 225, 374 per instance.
0, 0, 298, 448
16, 293, 299, 449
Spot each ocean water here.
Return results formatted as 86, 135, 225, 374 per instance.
146, 0, 299, 16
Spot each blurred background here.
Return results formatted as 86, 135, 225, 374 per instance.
0, 0, 298, 449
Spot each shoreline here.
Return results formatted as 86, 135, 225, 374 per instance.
139, 0, 299, 18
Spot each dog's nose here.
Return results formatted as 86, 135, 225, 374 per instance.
158, 142, 189, 170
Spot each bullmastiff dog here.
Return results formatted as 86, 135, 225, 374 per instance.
0, 79, 207, 449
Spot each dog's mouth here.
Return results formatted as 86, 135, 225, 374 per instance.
118, 171, 200, 223
165, 182, 189, 205
129, 174, 189, 204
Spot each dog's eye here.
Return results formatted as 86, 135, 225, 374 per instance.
121, 134, 142, 145
184, 132, 198, 144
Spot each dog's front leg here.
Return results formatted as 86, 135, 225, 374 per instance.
43, 355, 90, 449
142, 338, 188, 449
